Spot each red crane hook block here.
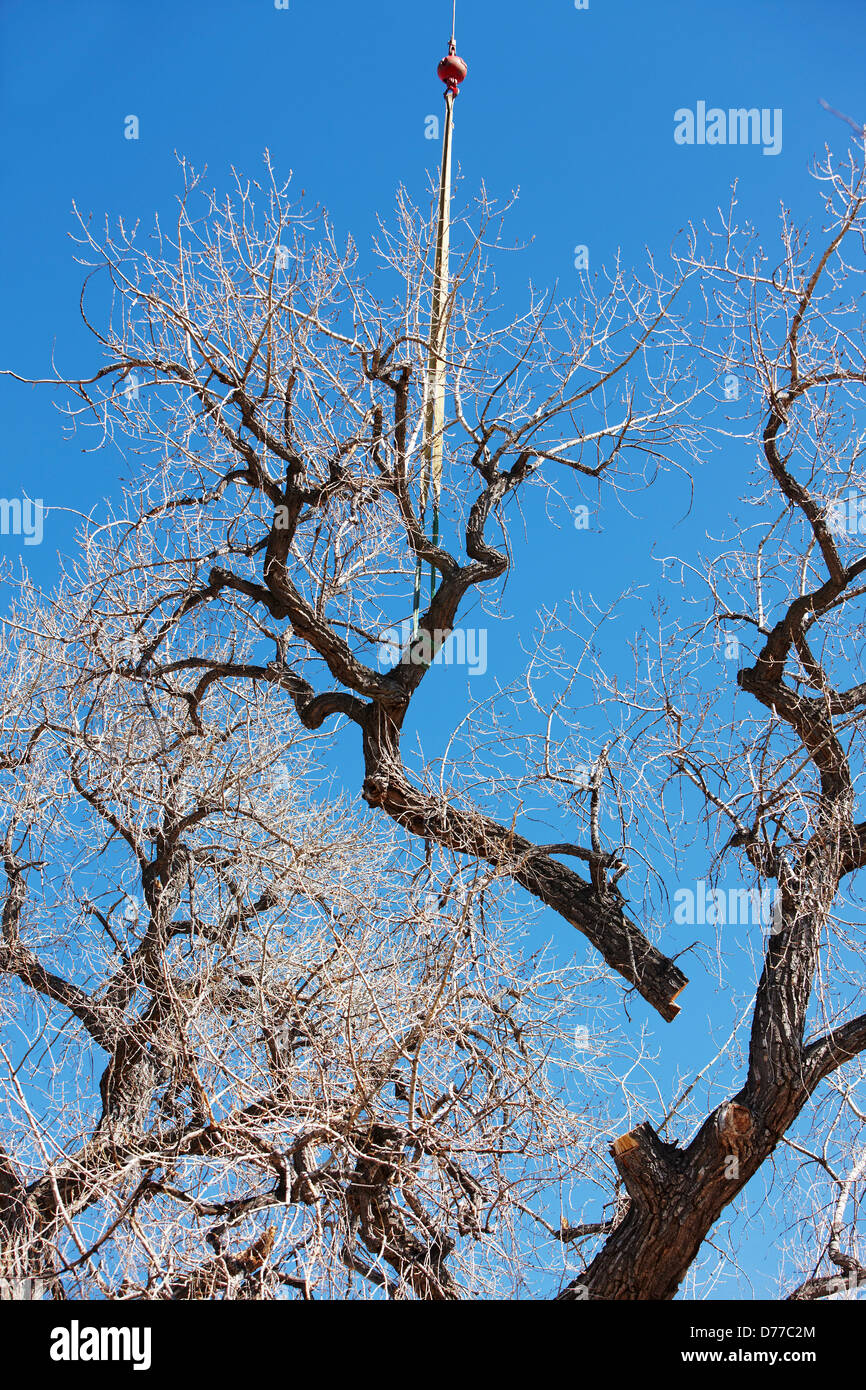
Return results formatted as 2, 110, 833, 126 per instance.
437, 47, 467, 99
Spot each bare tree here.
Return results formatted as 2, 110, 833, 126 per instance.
2, 138, 865, 1299
0, 549, 636, 1298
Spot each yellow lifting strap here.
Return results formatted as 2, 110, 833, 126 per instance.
413, 71, 457, 636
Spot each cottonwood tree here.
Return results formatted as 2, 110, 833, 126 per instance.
0, 572, 619, 1298
2, 141, 865, 1299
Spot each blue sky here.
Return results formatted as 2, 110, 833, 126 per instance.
2, 0, 863, 544
1, 0, 865, 1298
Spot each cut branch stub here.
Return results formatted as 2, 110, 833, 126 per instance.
610, 1121, 682, 1209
